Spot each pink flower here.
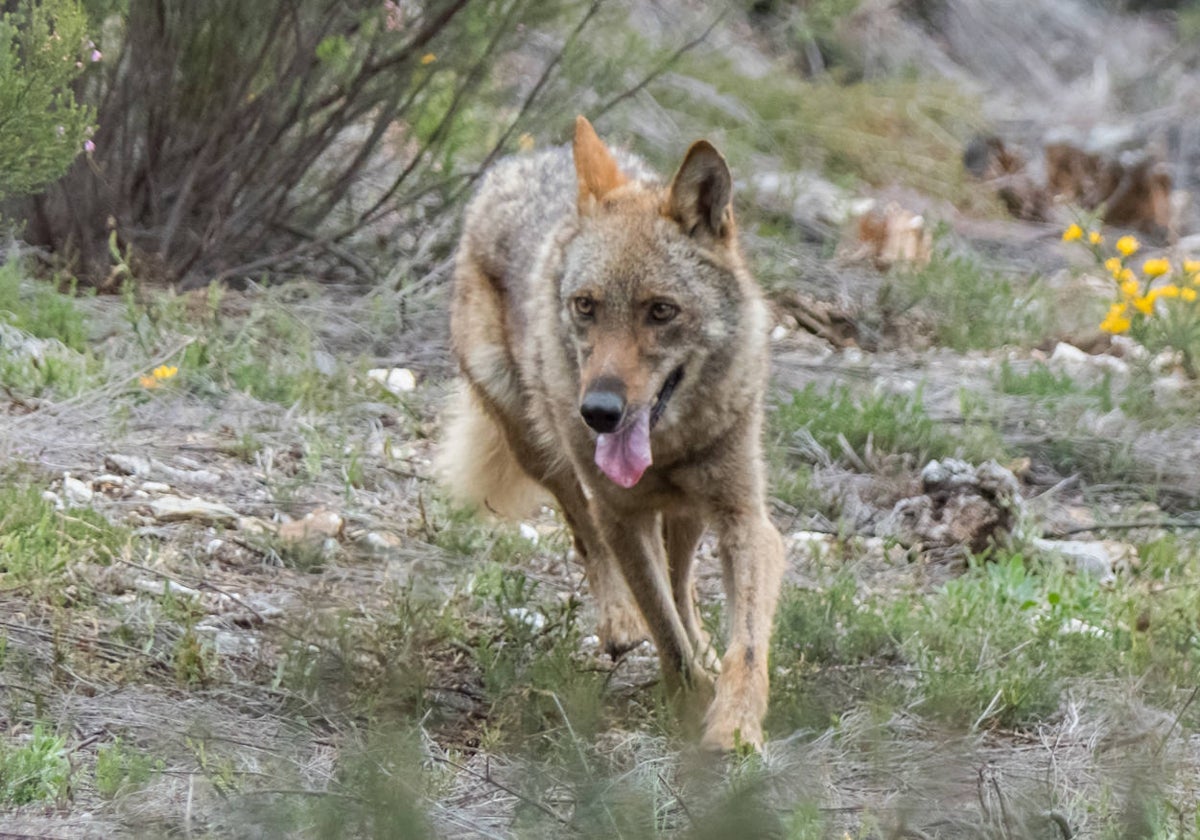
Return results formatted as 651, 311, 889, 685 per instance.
84, 139, 96, 153
91, 49, 102, 62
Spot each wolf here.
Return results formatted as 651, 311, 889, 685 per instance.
440, 116, 785, 750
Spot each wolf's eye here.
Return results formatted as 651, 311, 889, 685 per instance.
648, 301, 679, 324
573, 296, 595, 319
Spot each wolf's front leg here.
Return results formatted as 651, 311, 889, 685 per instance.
596, 508, 715, 724
702, 507, 784, 751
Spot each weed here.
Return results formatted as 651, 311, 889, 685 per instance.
172, 627, 216, 686
881, 245, 1049, 350
997, 360, 1080, 399
773, 383, 986, 464
0, 484, 128, 588
0, 260, 90, 351
95, 738, 159, 798
470, 567, 605, 748
0, 724, 71, 806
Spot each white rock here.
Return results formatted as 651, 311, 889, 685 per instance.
1031, 537, 1135, 583
105, 453, 152, 476
62, 475, 94, 506
518, 523, 540, 544
770, 324, 789, 342
41, 490, 63, 510
141, 481, 172, 494
1153, 372, 1187, 400
368, 367, 417, 395
150, 495, 238, 524
507, 607, 546, 631
206, 539, 225, 556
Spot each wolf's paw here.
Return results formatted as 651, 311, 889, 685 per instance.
597, 599, 650, 658
700, 699, 764, 753
699, 659, 767, 752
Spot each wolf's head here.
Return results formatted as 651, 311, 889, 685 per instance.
559, 116, 751, 489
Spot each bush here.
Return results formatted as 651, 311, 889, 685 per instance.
0, 0, 94, 201
14, 0, 650, 287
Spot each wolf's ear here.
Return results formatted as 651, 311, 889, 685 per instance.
573, 116, 627, 214
666, 141, 732, 242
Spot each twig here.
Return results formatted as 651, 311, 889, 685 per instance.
591, 11, 726, 123
1053, 519, 1200, 536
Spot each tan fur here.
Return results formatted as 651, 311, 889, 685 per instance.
437, 382, 547, 519
442, 117, 785, 750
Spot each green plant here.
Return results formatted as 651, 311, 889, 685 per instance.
0, 259, 90, 350
95, 737, 159, 798
881, 244, 1049, 350
0, 483, 127, 587
772, 383, 987, 464
0, 724, 71, 805
0, 0, 94, 200
1066, 224, 1200, 376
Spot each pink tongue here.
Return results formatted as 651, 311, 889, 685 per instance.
594, 407, 652, 488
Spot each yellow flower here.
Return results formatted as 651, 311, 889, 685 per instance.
1118, 268, 1136, 284
1158, 284, 1181, 299
1183, 287, 1197, 302
420, 52, 436, 65
1100, 303, 1131, 334
1088, 230, 1103, 245
1142, 258, 1171, 278
1104, 257, 1123, 276
1062, 223, 1083, 242
152, 364, 179, 380
138, 375, 159, 389
1185, 259, 1200, 275
1119, 277, 1139, 298
1132, 291, 1158, 315
1116, 235, 1139, 257
517, 132, 535, 152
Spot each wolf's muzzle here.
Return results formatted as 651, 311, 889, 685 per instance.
580, 379, 626, 433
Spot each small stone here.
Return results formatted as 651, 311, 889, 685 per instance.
278, 509, 344, 545
506, 607, 546, 631
368, 367, 417, 395
518, 523, 539, 544
237, 516, 276, 536
141, 481, 172, 494
770, 324, 789, 342
62, 475, 94, 506
1031, 538, 1135, 583
41, 490, 63, 510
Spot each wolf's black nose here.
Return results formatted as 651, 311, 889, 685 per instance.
580, 389, 624, 434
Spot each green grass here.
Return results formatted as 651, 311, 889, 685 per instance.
0, 724, 71, 806
767, 542, 1200, 738
662, 58, 993, 214
880, 246, 1050, 351
0, 259, 90, 351
0, 260, 99, 398
94, 738, 160, 798
772, 382, 1003, 465
0, 483, 128, 588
